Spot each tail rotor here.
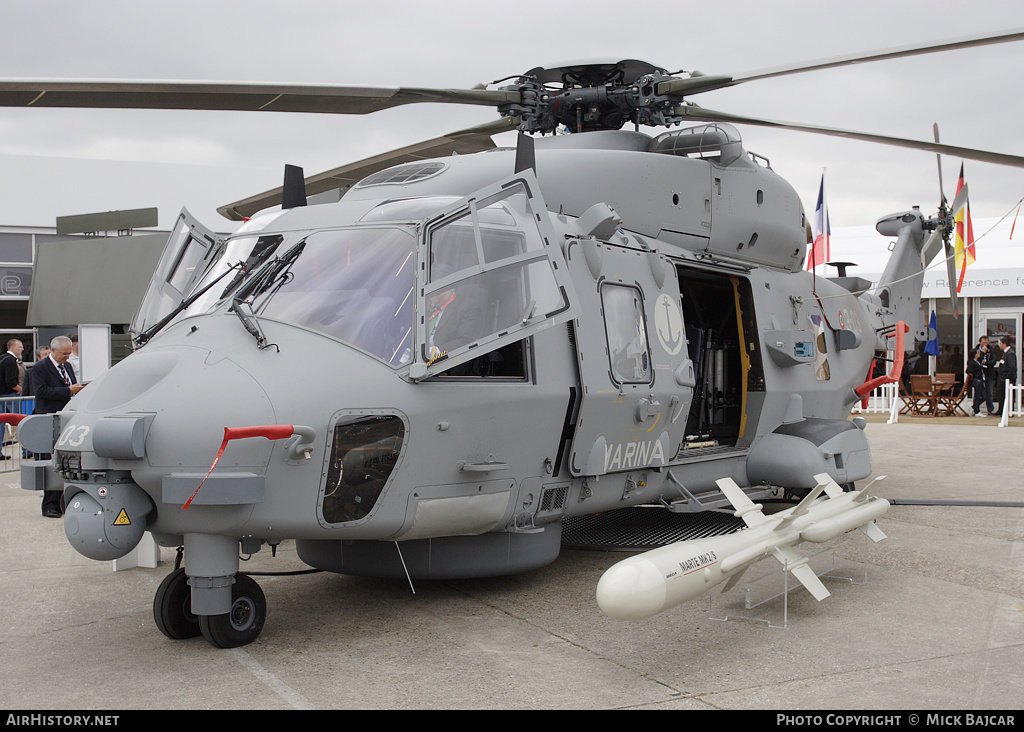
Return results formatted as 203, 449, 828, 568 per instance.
931, 123, 965, 319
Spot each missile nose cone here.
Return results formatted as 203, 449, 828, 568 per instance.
596, 557, 667, 621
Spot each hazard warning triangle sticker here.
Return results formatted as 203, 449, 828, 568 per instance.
113, 509, 131, 526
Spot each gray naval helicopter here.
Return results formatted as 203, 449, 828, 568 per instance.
3, 28, 1023, 647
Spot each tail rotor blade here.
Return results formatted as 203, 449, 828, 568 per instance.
951, 180, 969, 215
943, 232, 960, 319
933, 123, 946, 207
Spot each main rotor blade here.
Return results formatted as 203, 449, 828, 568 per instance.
677, 105, 1024, 169
0, 79, 519, 115
216, 117, 517, 221
658, 27, 1024, 96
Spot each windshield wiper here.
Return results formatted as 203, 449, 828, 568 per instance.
217, 235, 284, 301
237, 239, 307, 302
134, 262, 244, 347
231, 296, 277, 351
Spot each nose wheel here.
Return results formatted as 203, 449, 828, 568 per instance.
153, 568, 201, 640
198, 573, 267, 648
153, 569, 267, 648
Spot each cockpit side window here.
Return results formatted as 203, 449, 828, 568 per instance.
419, 183, 568, 378
131, 209, 226, 342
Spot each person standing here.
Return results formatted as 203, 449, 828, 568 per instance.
967, 348, 989, 417
67, 333, 80, 377
32, 336, 84, 518
971, 336, 996, 416
993, 336, 1017, 415
0, 338, 24, 458
21, 346, 49, 399
0, 338, 24, 403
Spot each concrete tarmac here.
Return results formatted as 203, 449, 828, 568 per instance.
1, 419, 1022, 711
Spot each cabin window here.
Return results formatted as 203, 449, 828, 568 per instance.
322, 415, 405, 524
602, 284, 651, 384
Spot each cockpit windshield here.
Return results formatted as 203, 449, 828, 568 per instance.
236, 226, 416, 366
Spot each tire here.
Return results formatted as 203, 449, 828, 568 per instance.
153, 568, 201, 640
199, 574, 267, 648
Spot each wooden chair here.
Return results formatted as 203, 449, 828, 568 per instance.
940, 373, 972, 416
899, 379, 920, 415
909, 374, 938, 416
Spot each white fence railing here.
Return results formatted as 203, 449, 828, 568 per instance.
0, 395, 35, 473
998, 381, 1023, 427
853, 379, 1021, 426
851, 382, 899, 416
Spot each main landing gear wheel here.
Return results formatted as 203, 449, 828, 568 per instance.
153, 568, 201, 640
199, 573, 267, 648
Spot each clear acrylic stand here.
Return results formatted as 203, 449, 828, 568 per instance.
708, 549, 867, 629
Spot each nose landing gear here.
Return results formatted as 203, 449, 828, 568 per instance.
153, 568, 267, 648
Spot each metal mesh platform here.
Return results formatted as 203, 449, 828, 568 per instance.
561, 506, 745, 551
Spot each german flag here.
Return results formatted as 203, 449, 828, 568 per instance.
954, 163, 975, 292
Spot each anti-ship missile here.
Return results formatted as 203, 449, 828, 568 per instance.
596, 473, 888, 621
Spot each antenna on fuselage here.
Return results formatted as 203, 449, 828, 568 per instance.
514, 132, 536, 174
282, 164, 308, 210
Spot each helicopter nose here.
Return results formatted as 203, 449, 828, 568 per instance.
70, 342, 279, 470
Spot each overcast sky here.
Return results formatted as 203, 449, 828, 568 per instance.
0, 0, 1021, 233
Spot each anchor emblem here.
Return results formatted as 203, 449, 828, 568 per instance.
654, 294, 685, 356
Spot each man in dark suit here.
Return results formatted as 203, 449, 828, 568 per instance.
993, 336, 1018, 415
0, 338, 24, 401
970, 336, 996, 415
32, 335, 84, 517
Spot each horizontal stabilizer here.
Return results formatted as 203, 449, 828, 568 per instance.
715, 477, 768, 527
773, 546, 831, 601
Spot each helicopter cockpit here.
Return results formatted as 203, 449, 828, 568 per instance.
133, 177, 574, 382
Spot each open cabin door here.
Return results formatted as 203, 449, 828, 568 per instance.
130, 208, 226, 341
565, 238, 696, 476
408, 171, 579, 380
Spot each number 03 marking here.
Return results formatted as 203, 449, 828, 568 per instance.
57, 424, 90, 449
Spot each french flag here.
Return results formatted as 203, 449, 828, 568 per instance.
808, 173, 830, 271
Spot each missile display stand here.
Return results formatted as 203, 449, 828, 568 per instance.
707, 548, 868, 629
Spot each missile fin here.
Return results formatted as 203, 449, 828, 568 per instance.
772, 546, 831, 601
715, 477, 768, 527
778, 480, 827, 528
858, 520, 887, 543
853, 476, 887, 503
720, 564, 751, 594
813, 472, 844, 498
